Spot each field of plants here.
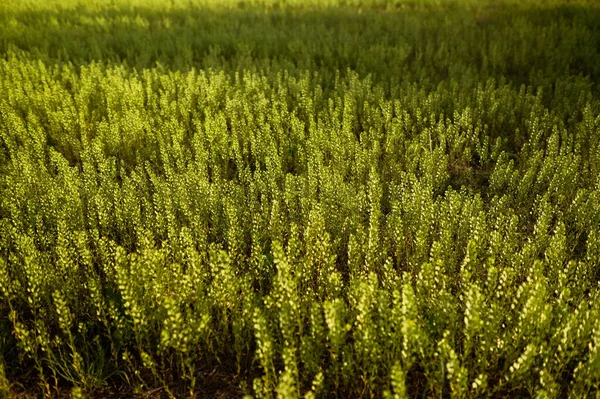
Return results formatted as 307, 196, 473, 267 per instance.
1, 0, 600, 397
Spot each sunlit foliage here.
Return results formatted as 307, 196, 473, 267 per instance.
1, 0, 600, 397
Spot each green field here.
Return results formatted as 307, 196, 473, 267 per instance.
1, 0, 600, 397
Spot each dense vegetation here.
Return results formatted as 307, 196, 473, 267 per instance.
1, 0, 600, 397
